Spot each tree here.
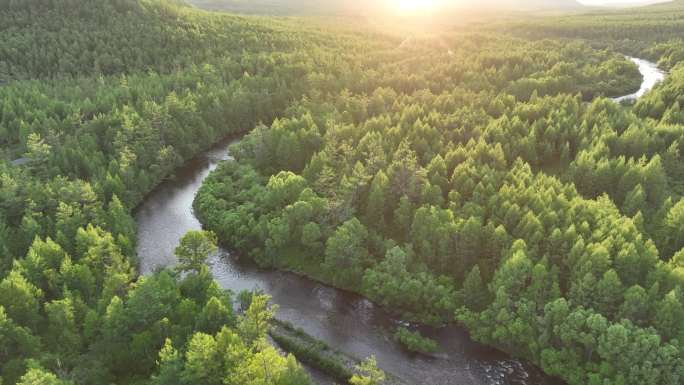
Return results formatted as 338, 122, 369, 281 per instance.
107, 195, 135, 254
24, 133, 52, 176
323, 218, 369, 287
182, 333, 222, 385
366, 170, 389, 227
300, 222, 323, 256
350, 356, 385, 385
151, 339, 183, 385
393, 195, 414, 242
0, 306, 40, 384
653, 290, 684, 341
44, 297, 81, 360
462, 265, 489, 312
642, 155, 667, 205
175, 230, 217, 274
569, 272, 598, 310
363, 246, 456, 323
0, 271, 43, 329
17, 361, 72, 385
623, 184, 646, 217
238, 294, 277, 347
238, 348, 311, 385
19, 237, 68, 298
196, 296, 234, 335
618, 285, 649, 326
264, 172, 307, 210
664, 198, 684, 257
100, 296, 130, 371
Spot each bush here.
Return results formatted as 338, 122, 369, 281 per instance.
394, 327, 439, 354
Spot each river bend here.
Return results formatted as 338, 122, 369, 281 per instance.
135, 57, 665, 385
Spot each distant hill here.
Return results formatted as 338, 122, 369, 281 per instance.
186, 0, 583, 15
186, 0, 335, 14
466, 0, 582, 10
583, 0, 672, 7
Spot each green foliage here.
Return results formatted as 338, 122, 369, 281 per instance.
153, 326, 312, 385
462, 265, 489, 312
238, 294, 277, 346
323, 218, 370, 288
196, 296, 235, 335
393, 327, 439, 354
0, 1, 347, 380
174, 230, 217, 274
362, 246, 456, 324
509, 1, 684, 65
193, 4, 684, 383
2, 0, 684, 384
0, 271, 43, 330
16, 361, 72, 385
269, 320, 354, 382
349, 356, 386, 385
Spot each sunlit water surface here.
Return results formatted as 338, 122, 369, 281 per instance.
613, 57, 665, 102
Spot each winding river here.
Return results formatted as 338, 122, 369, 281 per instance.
613, 57, 666, 102
135, 58, 665, 385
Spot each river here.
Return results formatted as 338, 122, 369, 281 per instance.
134, 58, 665, 385
613, 57, 666, 103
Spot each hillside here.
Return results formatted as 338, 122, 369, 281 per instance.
0, 0, 295, 79
187, 0, 340, 14
187, 0, 582, 15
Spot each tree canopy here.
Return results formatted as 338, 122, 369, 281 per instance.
2, 0, 684, 384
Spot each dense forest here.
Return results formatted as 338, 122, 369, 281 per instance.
195, 2, 684, 385
0, 0, 683, 384
508, 0, 684, 67
0, 0, 370, 383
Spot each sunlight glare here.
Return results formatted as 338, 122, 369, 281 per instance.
397, 0, 441, 13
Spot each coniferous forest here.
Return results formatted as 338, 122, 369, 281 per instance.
1, 0, 684, 385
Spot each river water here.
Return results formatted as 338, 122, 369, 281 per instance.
613, 57, 665, 103
135, 58, 664, 385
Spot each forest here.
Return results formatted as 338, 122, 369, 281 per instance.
0, 0, 683, 384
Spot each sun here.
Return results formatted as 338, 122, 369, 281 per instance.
397, 0, 440, 13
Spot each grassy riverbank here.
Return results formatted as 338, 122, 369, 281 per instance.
270, 319, 408, 385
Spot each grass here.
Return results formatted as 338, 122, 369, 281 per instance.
270, 319, 355, 383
